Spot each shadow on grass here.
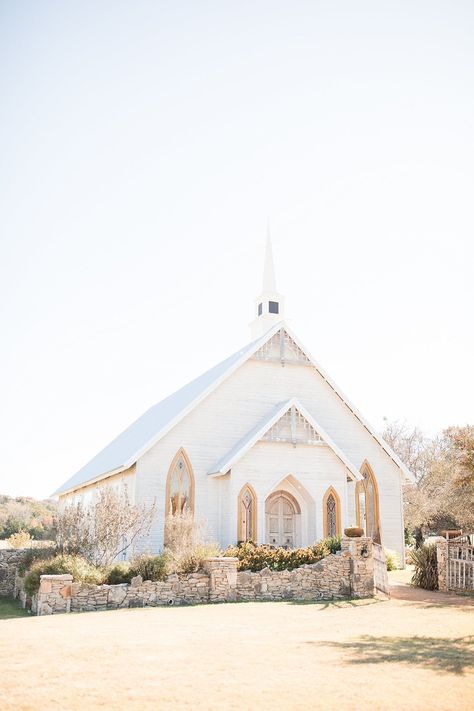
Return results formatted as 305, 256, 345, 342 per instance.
315, 634, 474, 675
0, 596, 29, 620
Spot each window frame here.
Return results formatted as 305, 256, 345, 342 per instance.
322, 486, 341, 537
355, 460, 381, 543
165, 448, 195, 518
237, 483, 257, 543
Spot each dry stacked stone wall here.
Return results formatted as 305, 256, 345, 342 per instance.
236, 551, 351, 601
6, 537, 376, 615
0, 549, 27, 596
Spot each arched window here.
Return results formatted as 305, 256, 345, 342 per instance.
237, 484, 257, 543
165, 448, 195, 517
322, 486, 341, 537
355, 461, 381, 543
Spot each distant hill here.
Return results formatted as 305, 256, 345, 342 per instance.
0, 495, 57, 540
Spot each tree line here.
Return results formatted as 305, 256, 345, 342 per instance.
383, 421, 474, 544
0, 495, 57, 540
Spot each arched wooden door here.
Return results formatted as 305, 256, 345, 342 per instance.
265, 491, 300, 548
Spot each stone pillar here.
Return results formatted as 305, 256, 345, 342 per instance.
36, 574, 73, 615
436, 540, 448, 592
341, 537, 374, 598
202, 557, 238, 602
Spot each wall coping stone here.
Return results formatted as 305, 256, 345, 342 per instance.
40, 574, 73, 581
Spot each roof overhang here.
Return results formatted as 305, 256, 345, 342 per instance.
208, 397, 363, 482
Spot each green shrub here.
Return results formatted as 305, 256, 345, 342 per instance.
404, 527, 416, 546
384, 548, 400, 571
129, 553, 170, 582
24, 555, 104, 597
105, 562, 132, 585
324, 535, 342, 554
411, 544, 438, 590
224, 540, 330, 572
18, 546, 57, 576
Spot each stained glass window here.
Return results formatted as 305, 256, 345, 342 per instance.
167, 453, 193, 516
327, 494, 337, 537
239, 486, 256, 542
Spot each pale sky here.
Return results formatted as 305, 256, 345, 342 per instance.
1, 1, 473, 499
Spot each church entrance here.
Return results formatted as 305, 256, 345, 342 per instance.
265, 490, 300, 548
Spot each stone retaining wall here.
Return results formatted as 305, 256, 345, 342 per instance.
0, 549, 27, 596
236, 552, 351, 601
236, 538, 373, 601
7, 537, 375, 615
25, 538, 374, 615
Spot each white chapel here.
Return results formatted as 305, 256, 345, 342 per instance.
55, 238, 412, 563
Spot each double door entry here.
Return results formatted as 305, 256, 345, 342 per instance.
265, 491, 299, 548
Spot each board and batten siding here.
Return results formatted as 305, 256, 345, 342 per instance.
59, 464, 136, 508
135, 356, 405, 562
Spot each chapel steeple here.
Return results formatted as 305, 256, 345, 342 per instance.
250, 229, 285, 339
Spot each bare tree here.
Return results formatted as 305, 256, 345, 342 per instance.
56, 487, 156, 566
383, 419, 474, 538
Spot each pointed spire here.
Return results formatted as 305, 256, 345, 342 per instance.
249, 225, 285, 339
262, 223, 277, 292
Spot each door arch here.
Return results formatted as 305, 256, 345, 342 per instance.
265, 490, 300, 548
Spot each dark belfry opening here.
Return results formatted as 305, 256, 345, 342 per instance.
269, 301, 279, 314
258, 302, 263, 316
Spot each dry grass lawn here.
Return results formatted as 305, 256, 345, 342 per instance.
0, 581, 472, 711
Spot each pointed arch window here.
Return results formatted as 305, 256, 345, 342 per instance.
355, 461, 381, 543
237, 484, 257, 543
166, 449, 195, 517
323, 486, 341, 537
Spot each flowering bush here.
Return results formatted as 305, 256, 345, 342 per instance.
223, 540, 332, 572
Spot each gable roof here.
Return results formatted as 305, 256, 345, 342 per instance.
208, 398, 363, 481
54, 320, 414, 496
53, 328, 274, 496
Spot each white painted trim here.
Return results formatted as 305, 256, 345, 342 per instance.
280, 323, 415, 483
208, 397, 363, 482
57, 319, 413, 495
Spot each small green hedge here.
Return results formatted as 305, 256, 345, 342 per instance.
24, 555, 104, 597
18, 546, 56, 576
224, 539, 337, 572
105, 563, 133, 585
96, 555, 173, 586
129, 554, 170, 582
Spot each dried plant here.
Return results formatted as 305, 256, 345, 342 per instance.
55, 486, 156, 566
164, 512, 219, 573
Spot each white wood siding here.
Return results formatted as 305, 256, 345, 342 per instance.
136, 358, 404, 562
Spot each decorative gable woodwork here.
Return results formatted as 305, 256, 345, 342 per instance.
252, 328, 312, 366
261, 404, 324, 447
